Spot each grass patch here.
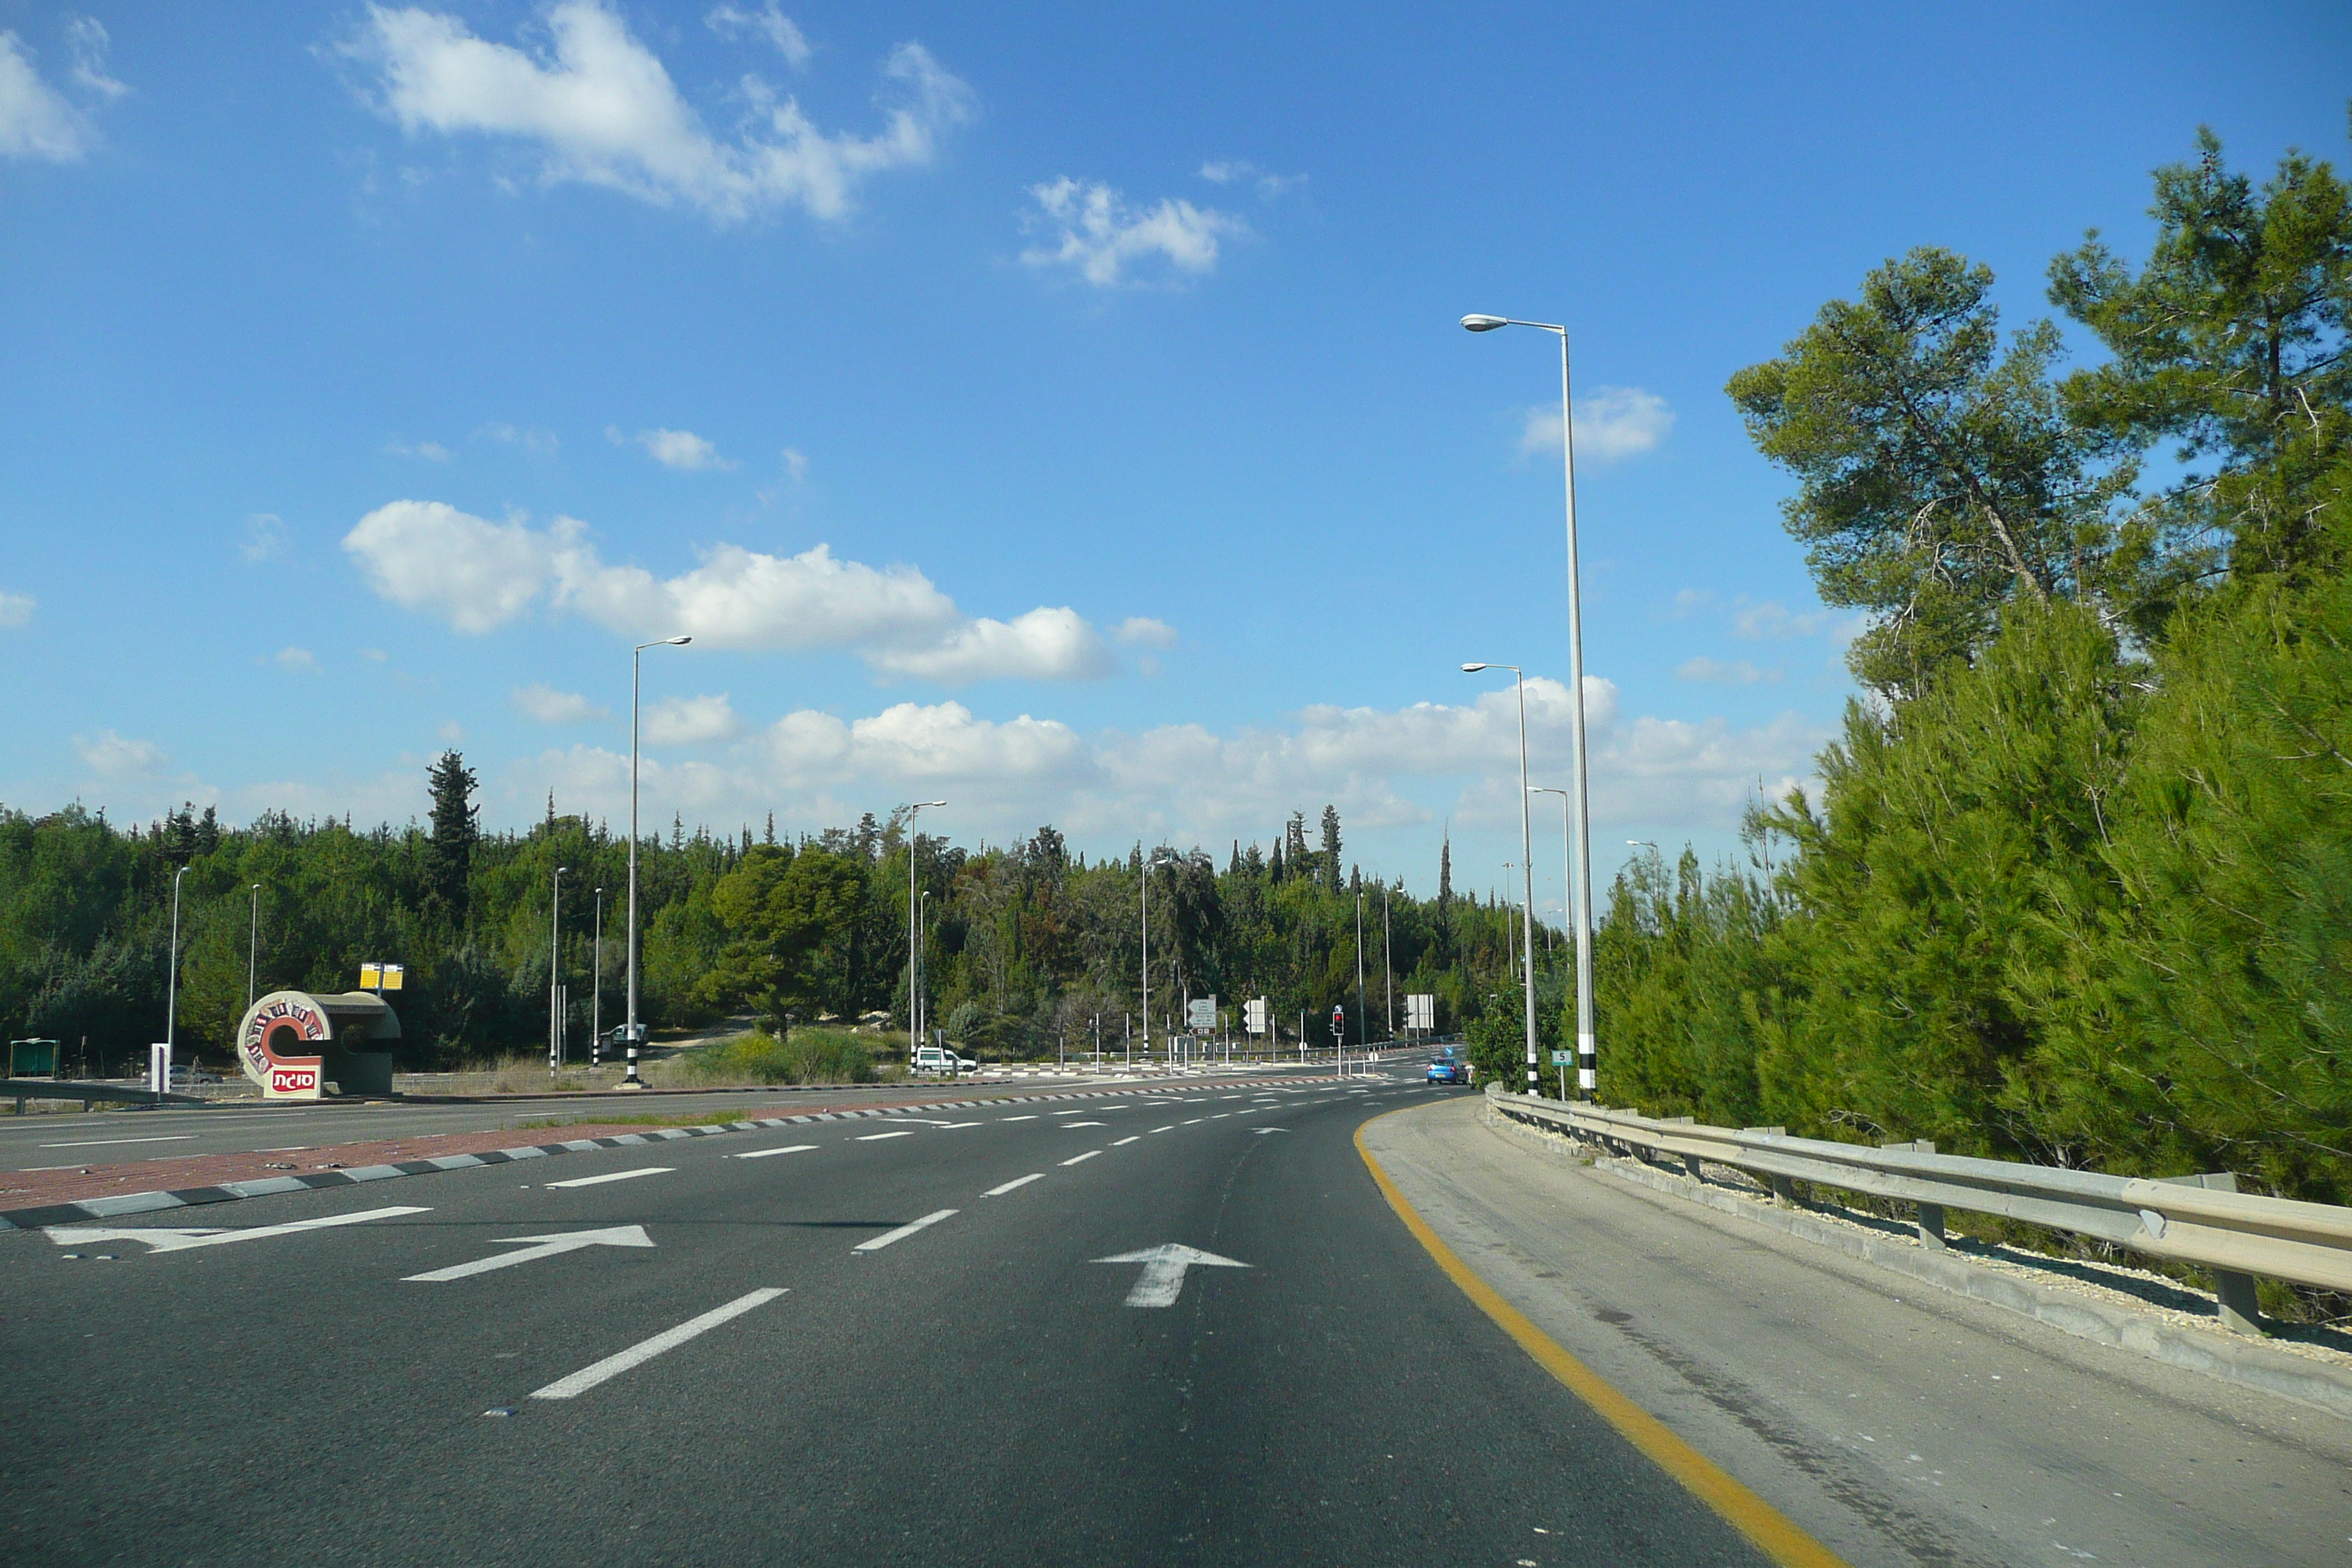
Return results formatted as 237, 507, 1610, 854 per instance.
668, 1028, 877, 1087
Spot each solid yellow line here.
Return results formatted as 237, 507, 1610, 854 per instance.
1354, 1114, 1850, 1568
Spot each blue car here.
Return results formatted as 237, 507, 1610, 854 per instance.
1426, 1049, 1469, 1086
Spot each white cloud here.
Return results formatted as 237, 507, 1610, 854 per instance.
0, 31, 86, 160
0, 589, 34, 627
342, 500, 1119, 682
347, 1, 972, 222
480, 423, 559, 455
274, 647, 320, 674
865, 607, 1113, 684
513, 682, 608, 723
610, 425, 732, 471
240, 513, 288, 562
64, 18, 125, 100
1676, 656, 1781, 685
497, 675, 1827, 856
1198, 159, 1304, 200
389, 438, 453, 461
644, 693, 742, 745
75, 729, 167, 777
1520, 387, 1675, 462
780, 446, 808, 482
1115, 617, 1177, 649
1021, 177, 1243, 287
1729, 598, 1867, 644
344, 500, 561, 634
706, 3, 810, 68
439, 720, 466, 742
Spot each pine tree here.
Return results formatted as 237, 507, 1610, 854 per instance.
1319, 804, 1343, 893
424, 750, 479, 930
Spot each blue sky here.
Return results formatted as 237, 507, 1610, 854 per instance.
3, 1, 2346, 918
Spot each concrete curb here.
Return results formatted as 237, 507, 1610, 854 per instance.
1485, 1104, 2352, 1425
0, 1079, 1341, 1232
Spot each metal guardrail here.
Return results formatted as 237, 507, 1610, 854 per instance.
1489, 1085, 2352, 1337
3, 1079, 206, 1112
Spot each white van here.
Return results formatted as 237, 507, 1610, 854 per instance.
911, 1044, 977, 1074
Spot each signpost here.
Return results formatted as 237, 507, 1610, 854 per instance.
358, 962, 404, 995
1550, 1047, 1572, 1098
1406, 993, 1436, 1038
1187, 996, 1216, 1033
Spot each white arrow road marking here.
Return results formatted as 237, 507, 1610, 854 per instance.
531, 1288, 786, 1400
984, 1174, 1044, 1196
855, 1131, 916, 1142
45, 1206, 429, 1254
404, 1224, 656, 1282
853, 1208, 957, 1253
732, 1145, 819, 1159
1254, 1128, 1289, 1135
1093, 1244, 1251, 1308
545, 1167, 672, 1189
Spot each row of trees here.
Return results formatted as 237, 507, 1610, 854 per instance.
1598, 124, 2352, 1207
1, 767, 1553, 1074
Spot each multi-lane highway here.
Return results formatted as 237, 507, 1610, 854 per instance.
7, 1079, 2350, 1567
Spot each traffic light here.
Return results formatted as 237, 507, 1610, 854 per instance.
1331, 1004, 1345, 1037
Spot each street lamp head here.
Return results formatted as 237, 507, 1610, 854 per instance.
665, 636, 692, 646
918, 799, 946, 808
1460, 662, 1488, 673
1460, 314, 1509, 332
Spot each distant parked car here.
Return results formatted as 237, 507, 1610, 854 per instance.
1425, 1049, 1469, 1086
912, 1044, 978, 1074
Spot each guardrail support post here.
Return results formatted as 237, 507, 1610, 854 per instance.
2212, 1271, 2262, 1335
1683, 1155, 1703, 1179
1915, 1203, 1946, 1249
1768, 1175, 1798, 1208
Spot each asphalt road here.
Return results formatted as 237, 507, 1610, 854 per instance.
0, 1075, 1775, 1567
0, 1067, 1325, 1169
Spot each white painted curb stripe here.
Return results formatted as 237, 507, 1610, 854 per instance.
545, 1167, 673, 1189
853, 1208, 958, 1253
530, 1288, 786, 1399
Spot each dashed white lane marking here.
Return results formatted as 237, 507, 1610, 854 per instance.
1060, 1150, 1102, 1166
1210, 1113, 1232, 1119
984, 1174, 1044, 1196
545, 1167, 673, 1189
1112, 1136, 1140, 1147
853, 1208, 959, 1253
1149, 1126, 1175, 1134
1050, 1109, 1090, 1117
530, 1288, 786, 1399
1000, 1115, 1039, 1122
1063, 1121, 1107, 1128
1183, 1118, 1204, 1126
732, 1145, 819, 1160
855, 1131, 916, 1142
38, 1135, 196, 1149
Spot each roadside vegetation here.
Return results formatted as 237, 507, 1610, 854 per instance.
1598, 125, 2352, 1210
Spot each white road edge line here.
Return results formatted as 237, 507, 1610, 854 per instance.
731, 1145, 819, 1160
38, 1135, 196, 1149
529, 1288, 787, 1400
984, 1174, 1045, 1196
853, 1208, 959, 1253
544, 1167, 673, 1189
1060, 1150, 1101, 1166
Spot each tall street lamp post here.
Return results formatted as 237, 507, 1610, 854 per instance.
1464, 312, 1598, 1093
1531, 785, 1575, 990
549, 864, 568, 1077
625, 635, 691, 1089
1465, 662, 1539, 1093
165, 865, 189, 1079
902, 802, 946, 1065
1141, 851, 1176, 1068
592, 886, 604, 1069
246, 883, 262, 1011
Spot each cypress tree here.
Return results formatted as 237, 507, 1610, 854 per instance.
424, 750, 478, 930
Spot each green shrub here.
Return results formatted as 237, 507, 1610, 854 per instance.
671, 1028, 875, 1085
